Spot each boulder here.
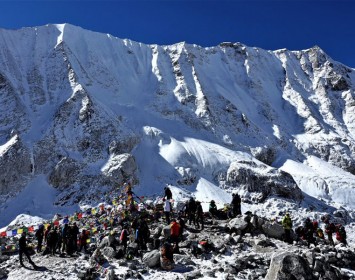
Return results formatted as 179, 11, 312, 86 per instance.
90, 248, 107, 266
101, 247, 116, 259
0, 268, 7, 279
265, 252, 313, 280
0, 255, 10, 263
174, 254, 196, 266
261, 221, 285, 239
152, 226, 163, 238
254, 238, 276, 248
228, 217, 248, 233
142, 250, 160, 268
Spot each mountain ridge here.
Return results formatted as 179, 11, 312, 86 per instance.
0, 23, 355, 226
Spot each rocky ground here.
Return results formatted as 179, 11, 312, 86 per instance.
1, 212, 355, 280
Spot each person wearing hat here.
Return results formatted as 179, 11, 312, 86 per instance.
282, 212, 293, 244
19, 232, 38, 269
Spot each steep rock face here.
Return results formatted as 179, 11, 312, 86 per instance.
49, 157, 82, 189
0, 135, 32, 197
0, 24, 355, 218
226, 160, 302, 202
101, 153, 138, 184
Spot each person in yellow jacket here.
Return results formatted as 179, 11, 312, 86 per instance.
282, 212, 293, 244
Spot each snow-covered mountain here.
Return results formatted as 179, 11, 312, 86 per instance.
1, 23, 355, 226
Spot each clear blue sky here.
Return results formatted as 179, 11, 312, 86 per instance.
1, 0, 355, 67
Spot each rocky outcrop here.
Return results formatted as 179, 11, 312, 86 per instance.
0, 135, 32, 196
250, 146, 276, 166
265, 252, 314, 280
226, 160, 303, 202
49, 157, 82, 189
101, 153, 138, 184
261, 221, 285, 240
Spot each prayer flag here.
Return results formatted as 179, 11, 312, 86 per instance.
12, 229, 17, 236
17, 228, 23, 234
0, 231, 6, 237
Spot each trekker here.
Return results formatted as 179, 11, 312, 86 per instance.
195, 201, 204, 230
160, 242, 175, 270
303, 217, 316, 247
177, 214, 185, 239
136, 219, 150, 251
163, 198, 172, 225
61, 224, 69, 253
281, 212, 293, 244
164, 186, 172, 200
46, 227, 58, 255
323, 218, 336, 246
19, 232, 38, 269
170, 219, 181, 245
231, 193, 242, 217
120, 227, 129, 253
35, 224, 44, 253
44, 225, 51, 244
335, 224, 347, 246
78, 229, 89, 253
187, 197, 197, 226
209, 200, 218, 219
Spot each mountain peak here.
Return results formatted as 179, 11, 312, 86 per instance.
0, 23, 354, 231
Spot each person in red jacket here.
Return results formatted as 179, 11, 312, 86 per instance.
170, 219, 181, 245
78, 229, 89, 253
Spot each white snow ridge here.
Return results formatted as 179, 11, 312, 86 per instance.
0, 23, 355, 279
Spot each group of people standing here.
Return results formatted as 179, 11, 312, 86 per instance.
282, 213, 348, 247
16, 185, 349, 272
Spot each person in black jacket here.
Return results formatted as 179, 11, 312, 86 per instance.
35, 225, 44, 253
231, 193, 242, 217
19, 232, 38, 269
187, 197, 197, 226
195, 201, 204, 230
164, 186, 172, 200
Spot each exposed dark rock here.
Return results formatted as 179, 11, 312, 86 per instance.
226, 160, 303, 202
265, 252, 314, 280
142, 250, 160, 268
